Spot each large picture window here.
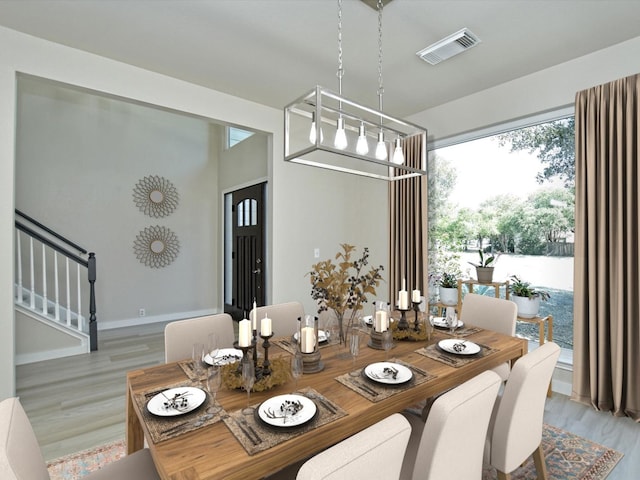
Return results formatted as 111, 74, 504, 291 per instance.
428, 117, 575, 353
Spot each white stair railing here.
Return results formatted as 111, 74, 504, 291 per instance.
14, 210, 97, 350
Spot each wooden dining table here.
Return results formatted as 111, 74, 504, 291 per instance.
126, 326, 527, 480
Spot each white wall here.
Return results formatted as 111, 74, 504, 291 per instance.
0, 26, 384, 399
411, 36, 640, 142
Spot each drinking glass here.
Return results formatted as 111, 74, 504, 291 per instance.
208, 333, 220, 365
349, 328, 361, 377
192, 342, 205, 378
291, 351, 304, 392
206, 366, 222, 415
241, 360, 255, 415
446, 309, 458, 336
382, 330, 393, 361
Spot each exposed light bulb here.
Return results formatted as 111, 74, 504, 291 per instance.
356, 123, 369, 155
308, 112, 323, 144
375, 131, 387, 160
334, 117, 348, 150
392, 138, 405, 165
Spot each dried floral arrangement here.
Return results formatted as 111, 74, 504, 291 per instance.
221, 357, 290, 392
308, 244, 384, 343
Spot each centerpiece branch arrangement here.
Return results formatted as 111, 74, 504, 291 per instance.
308, 244, 384, 344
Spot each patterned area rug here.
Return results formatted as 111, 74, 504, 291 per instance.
482, 424, 623, 479
46, 424, 622, 480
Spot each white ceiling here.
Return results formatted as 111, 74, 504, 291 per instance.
1, 0, 639, 117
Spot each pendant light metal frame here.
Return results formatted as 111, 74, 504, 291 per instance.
283, 0, 427, 182
284, 87, 426, 181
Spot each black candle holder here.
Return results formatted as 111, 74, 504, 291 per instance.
396, 307, 411, 330
233, 341, 253, 375
252, 329, 259, 368
412, 301, 422, 332
260, 333, 274, 376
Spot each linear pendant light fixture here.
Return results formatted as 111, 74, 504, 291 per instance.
284, 0, 427, 181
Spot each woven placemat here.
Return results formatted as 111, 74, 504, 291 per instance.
271, 336, 330, 355
134, 381, 226, 443
178, 360, 208, 382
223, 387, 347, 456
433, 325, 483, 338
335, 359, 437, 403
415, 342, 498, 368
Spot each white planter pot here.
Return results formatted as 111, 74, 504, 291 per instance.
438, 286, 458, 306
512, 295, 541, 319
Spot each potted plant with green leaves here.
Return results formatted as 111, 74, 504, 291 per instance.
468, 249, 499, 283
509, 275, 550, 318
430, 272, 458, 306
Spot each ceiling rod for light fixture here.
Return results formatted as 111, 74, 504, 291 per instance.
334, 0, 348, 150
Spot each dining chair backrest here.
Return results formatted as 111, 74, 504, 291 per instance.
487, 342, 560, 477
0, 397, 50, 480
296, 413, 411, 480
0, 397, 160, 480
460, 293, 517, 336
460, 293, 517, 381
164, 313, 235, 363
250, 301, 304, 337
400, 370, 502, 480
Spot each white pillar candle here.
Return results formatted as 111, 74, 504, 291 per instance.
252, 301, 257, 331
261, 316, 272, 336
375, 310, 388, 332
300, 326, 315, 353
412, 289, 421, 303
238, 319, 251, 347
402, 278, 406, 291
398, 290, 409, 309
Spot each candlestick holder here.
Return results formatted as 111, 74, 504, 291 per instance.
368, 328, 385, 349
301, 349, 324, 373
252, 329, 259, 368
396, 307, 411, 330
260, 333, 274, 376
412, 301, 422, 332
233, 341, 253, 375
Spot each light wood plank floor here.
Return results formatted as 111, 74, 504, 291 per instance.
16, 323, 639, 478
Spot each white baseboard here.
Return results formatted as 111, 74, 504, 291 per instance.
97, 308, 221, 330
16, 344, 88, 365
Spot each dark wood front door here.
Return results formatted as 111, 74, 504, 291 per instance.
224, 183, 266, 321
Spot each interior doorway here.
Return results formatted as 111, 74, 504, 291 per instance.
224, 182, 266, 321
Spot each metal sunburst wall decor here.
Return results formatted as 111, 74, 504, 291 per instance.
132, 175, 179, 218
133, 225, 180, 268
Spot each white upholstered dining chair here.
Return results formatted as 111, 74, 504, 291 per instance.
485, 341, 560, 480
295, 413, 411, 480
459, 293, 518, 381
400, 370, 502, 480
250, 301, 305, 337
164, 313, 235, 363
0, 397, 160, 480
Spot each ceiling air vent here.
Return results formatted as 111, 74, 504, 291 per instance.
416, 28, 481, 65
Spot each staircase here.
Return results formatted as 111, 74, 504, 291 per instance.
14, 210, 97, 361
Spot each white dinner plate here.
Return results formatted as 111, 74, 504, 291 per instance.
431, 317, 464, 329
362, 315, 373, 326
146, 387, 206, 417
364, 362, 413, 385
293, 329, 329, 343
204, 348, 243, 366
437, 339, 481, 356
257, 394, 317, 427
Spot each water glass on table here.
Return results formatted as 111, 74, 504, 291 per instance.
206, 366, 222, 415
241, 359, 255, 415
349, 328, 361, 377
192, 342, 205, 378
382, 330, 393, 360
291, 350, 303, 392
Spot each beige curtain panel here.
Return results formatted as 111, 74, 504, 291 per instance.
573, 73, 640, 421
388, 136, 428, 304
